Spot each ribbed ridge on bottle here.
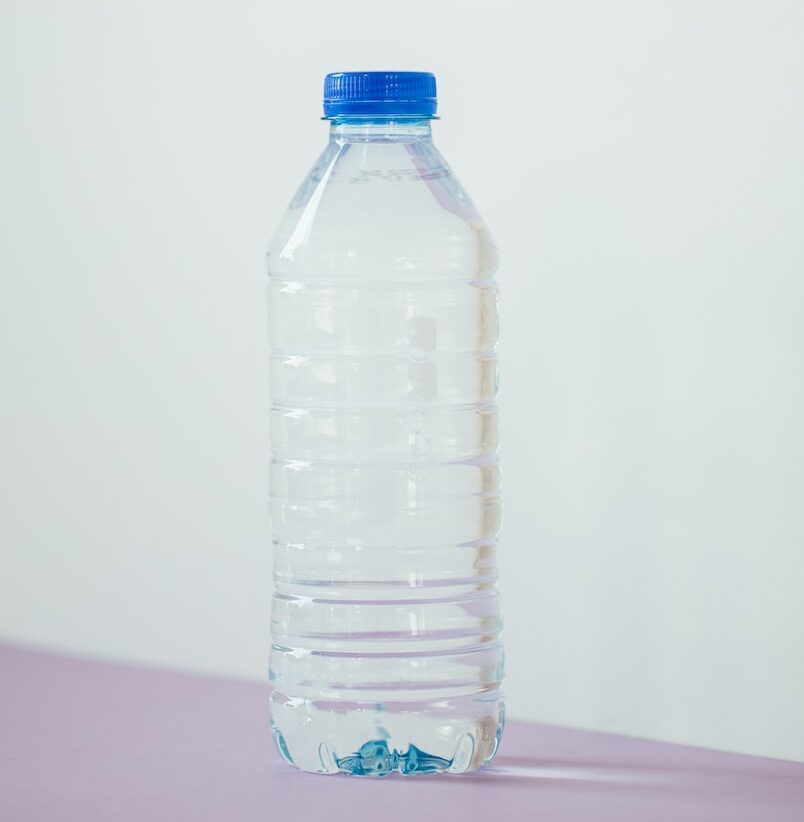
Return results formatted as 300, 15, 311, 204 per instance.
269, 276, 502, 702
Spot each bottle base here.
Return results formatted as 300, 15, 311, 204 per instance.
270, 690, 504, 776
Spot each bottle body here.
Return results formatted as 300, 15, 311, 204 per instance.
268, 118, 503, 775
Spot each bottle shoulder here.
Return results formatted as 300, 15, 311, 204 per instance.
267, 139, 497, 281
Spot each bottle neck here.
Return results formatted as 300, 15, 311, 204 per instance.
328, 117, 433, 143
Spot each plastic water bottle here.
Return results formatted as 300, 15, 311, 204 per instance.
267, 72, 503, 776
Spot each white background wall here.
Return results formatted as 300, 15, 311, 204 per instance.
2, 0, 803, 761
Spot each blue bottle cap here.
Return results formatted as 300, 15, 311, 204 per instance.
323, 72, 437, 118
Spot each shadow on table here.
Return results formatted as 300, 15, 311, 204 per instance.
459, 753, 800, 795
464, 755, 678, 788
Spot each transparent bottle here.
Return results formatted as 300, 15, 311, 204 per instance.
267, 72, 503, 776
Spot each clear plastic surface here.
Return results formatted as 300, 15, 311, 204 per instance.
267, 117, 503, 775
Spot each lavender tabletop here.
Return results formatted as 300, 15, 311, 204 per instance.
1, 644, 802, 821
